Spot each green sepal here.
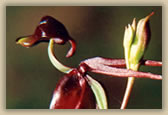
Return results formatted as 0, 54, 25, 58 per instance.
86, 75, 108, 109
123, 22, 136, 68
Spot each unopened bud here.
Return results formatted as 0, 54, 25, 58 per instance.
123, 12, 154, 69
129, 12, 154, 68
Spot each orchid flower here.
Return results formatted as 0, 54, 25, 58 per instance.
16, 14, 162, 109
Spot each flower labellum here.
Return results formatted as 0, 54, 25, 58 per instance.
49, 69, 96, 109
16, 16, 76, 57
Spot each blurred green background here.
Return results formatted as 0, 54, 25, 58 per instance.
6, 6, 162, 109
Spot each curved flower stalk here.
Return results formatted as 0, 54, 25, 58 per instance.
48, 39, 73, 73
16, 14, 162, 109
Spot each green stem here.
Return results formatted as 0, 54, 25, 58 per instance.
48, 39, 73, 74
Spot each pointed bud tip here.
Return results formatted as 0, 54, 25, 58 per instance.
144, 12, 155, 22
132, 18, 136, 30
150, 11, 155, 17
132, 18, 136, 23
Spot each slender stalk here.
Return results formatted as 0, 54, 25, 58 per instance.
120, 77, 135, 109
48, 39, 73, 73
120, 62, 139, 109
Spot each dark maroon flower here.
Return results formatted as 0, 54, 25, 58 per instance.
49, 69, 96, 109
16, 16, 76, 57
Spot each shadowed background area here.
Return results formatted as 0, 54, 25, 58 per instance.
6, 6, 162, 109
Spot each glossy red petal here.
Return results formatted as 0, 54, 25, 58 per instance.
49, 69, 96, 109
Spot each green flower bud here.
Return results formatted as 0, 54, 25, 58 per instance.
123, 12, 154, 69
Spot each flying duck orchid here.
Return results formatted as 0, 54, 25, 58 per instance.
16, 14, 162, 109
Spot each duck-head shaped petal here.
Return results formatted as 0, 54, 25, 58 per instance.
16, 16, 76, 57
